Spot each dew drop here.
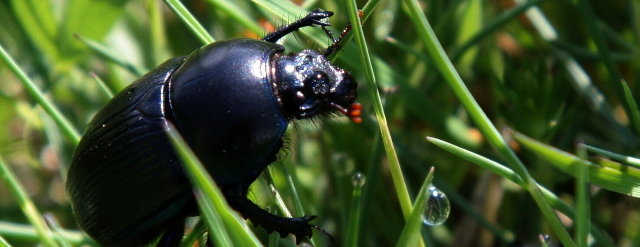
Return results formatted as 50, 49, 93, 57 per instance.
351, 172, 366, 187
540, 234, 552, 245
422, 186, 450, 226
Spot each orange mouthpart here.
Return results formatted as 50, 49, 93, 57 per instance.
329, 102, 362, 123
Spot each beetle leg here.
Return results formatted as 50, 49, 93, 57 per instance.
226, 193, 321, 244
323, 22, 352, 57
221, 181, 334, 244
261, 9, 334, 43
324, 10, 363, 57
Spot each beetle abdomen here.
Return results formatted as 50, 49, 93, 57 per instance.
67, 57, 195, 245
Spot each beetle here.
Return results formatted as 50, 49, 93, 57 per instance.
66, 9, 360, 246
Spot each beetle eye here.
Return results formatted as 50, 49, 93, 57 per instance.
308, 72, 330, 95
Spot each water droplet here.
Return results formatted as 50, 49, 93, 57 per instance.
352, 172, 366, 187
540, 234, 552, 245
422, 186, 450, 226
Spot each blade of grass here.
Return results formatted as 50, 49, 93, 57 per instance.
427, 137, 615, 247
345, 172, 365, 247
147, 0, 170, 66
195, 190, 233, 247
165, 122, 261, 247
0, 156, 57, 247
89, 72, 114, 99
402, 0, 574, 245
552, 41, 635, 62
39, 111, 68, 179
513, 0, 635, 145
204, 0, 263, 36
9, 0, 58, 60
0, 43, 81, 144
265, 207, 282, 247
574, 143, 590, 247
163, 0, 215, 45
621, 80, 640, 135
450, 0, 546, 62
268, 220, 279, 247
395, 167, 435, 247
278, 162, 319, 246
344, 0, 428, 245
513, 131, 640, 197
345, 0, 410, 219
180, 219, 205, 247
575, 0, 629, 126
280, 162, 304, 217
0, 234, 10, 247
58, 0, 129, 61
74, 34, 147, 77
583, 144, 640, 168
43, 213, 71, 247
269, 183, 292, 218
0, 221, 123, 246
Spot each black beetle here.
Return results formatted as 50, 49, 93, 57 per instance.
66, 9, 360, 246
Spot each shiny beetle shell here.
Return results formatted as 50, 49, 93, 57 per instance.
66, 11, 359, 246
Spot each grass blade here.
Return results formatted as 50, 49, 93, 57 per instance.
450, 0, 546, 62
395, 168, 435, 247
165, 122, 261, 247
621, 80, 640, 135
0, 43, 81, 144
179, 219, 205, 247
75, 34, 147, 77
402, 0, 574, 244
0, 234, 10, 247
204, 0, 262, 36
0, 222, 94, 246
574, 143, 590, 247
427, 137, 615, 247
163, 0, 215, 44
0, 156, 58, 247
513, 131, 640, 197
89, 72, 114, 99
345, 173, 365, 247
584, 144, 640, 168
346, 0, 411, 220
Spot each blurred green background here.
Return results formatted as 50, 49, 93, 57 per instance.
1, 0, 640, 246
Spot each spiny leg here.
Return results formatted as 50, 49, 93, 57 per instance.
323, 22, 352, 57
222, 182, 334, 245
262, 9, 334, 43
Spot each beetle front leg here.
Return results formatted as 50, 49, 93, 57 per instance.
222, 183, 333, 245
226, 193, 316, 244
262, 9, 333, 43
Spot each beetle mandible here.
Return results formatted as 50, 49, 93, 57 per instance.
66, 9, 360, 246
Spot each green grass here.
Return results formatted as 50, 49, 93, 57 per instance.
1, 0, 640, 246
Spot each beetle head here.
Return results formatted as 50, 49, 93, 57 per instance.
274, 50, 359, 122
